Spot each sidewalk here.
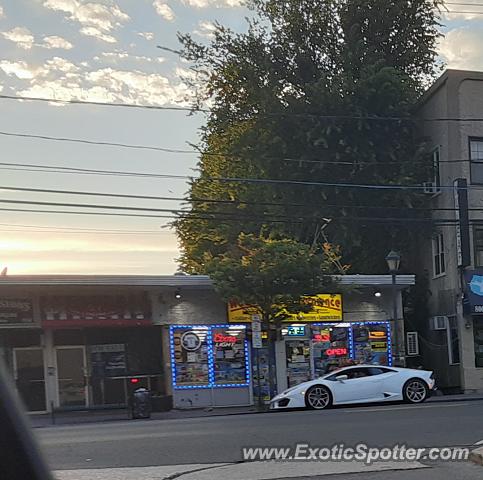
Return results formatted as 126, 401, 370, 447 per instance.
29, 393, 483, 428
29, 405, 262, 428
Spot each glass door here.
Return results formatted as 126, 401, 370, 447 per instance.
13, 348, 46, 412
56, 346, 87, 408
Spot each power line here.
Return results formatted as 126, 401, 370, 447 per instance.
0, 205, 478, 226
0, 222, 171, 234
0, 94, 209, 113
5, 93, 483, 122
0, 193, 480, 213
0, 131, 194, 155
0, 130, 474, 167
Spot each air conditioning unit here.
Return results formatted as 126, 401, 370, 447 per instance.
423, 182, 440, 195
429, 316, 448, 331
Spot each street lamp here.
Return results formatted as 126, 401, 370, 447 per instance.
385, 250, 401, 366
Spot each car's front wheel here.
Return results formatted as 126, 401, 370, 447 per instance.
305, 385, 332, 410
403, 378, 428, 404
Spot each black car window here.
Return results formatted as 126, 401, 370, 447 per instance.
368, 367, 385, 376
345, 367, 372, 379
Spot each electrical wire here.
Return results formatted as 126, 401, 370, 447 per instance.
0, 130, 476, 166
5, 93, 483, 122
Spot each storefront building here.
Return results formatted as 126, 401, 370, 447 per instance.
0, 274, 415, 411
0, 275, 216, 412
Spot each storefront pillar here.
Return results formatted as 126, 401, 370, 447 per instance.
161, 325, 173, 397
275, 340, 287, 394
42, 329, 56, 412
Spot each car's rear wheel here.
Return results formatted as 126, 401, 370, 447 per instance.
305, 385, 332, 410
403, 378, 428, 404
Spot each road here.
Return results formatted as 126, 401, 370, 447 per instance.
35, 400, 483, 479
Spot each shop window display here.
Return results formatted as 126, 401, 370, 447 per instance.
170, 325, 250, 389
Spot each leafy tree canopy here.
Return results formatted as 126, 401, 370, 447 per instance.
175, 0, 443, 274
204, 234, 343, 322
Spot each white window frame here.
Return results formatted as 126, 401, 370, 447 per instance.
447, 316, 460, 365
406, 332, 419, 356
432, 233, 446, 278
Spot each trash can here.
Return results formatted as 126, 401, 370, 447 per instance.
129, 387, 152, 419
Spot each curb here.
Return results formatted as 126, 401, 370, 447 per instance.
29, 396, 483, 428
469, 447, 483, 466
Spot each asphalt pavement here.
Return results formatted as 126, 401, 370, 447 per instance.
34, 400, 483, 479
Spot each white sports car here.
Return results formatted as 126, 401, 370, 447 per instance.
270, 365, 436, 410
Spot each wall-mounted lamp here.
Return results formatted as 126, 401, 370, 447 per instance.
175, 288, 182, 300
374, 290, 382, 298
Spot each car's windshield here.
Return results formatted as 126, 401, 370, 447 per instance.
1, 1, 482, 480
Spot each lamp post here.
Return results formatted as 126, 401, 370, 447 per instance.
385, 250, 401, 366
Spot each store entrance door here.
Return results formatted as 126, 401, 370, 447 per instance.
56, 346, 87, 408
13, 348, 47, 412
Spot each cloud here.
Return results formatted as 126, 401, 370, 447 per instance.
11, 60, 195, 106
80, 26, 116, 43
96, 51, 165, 64
138, 31, 154, 41
181, 0, 243, 7
0, 6, 4, 18
43, 0, 129, 43
193, 20, 217, 38
439, 26, 483, 70
45, 56, 80, 73
0, 60, 45, 79
1, 26, 35, 49
43, 35, 73, 49
153, 1, 175, 21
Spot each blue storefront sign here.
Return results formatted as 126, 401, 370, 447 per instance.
464, 270, 483, 314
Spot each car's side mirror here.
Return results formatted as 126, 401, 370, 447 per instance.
336, 375, 348, 382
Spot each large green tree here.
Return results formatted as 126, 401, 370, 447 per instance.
175, 0, 443, 274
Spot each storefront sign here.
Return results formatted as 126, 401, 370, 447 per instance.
214, 333, 237, 346
0, 298, 34, 325
464, 269, 483, 314
285, 326, 306, 337
228, 302, 259, 323
41, 295, 151, 327
326, 348, 347, 356
181, 331, 202, 351
251, 316, 262, 349
282, 295, 343, 322
370, 341, 388, 352
229, 294, 343, 323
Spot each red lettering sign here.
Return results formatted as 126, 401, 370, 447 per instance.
313, 334, 331, 342
214, 333, 237, 344
326, 348, 347, 356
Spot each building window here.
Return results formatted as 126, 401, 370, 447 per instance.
432, 147, 441, 188
470, 139, 483, 183
447, 316, 460, 365
474, 228, 483, 267
406, 332, 419, 356
432, 233, 445, 277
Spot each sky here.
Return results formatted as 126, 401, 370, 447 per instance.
0, 0, 482, 275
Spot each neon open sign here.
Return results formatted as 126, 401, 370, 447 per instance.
326, 348, 348, 356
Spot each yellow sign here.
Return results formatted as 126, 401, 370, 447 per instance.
227, 294, 343, 323
227, 302, 260, 323
371, 341, 388, 352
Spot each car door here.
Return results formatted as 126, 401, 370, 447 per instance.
326, 367, 383, 404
